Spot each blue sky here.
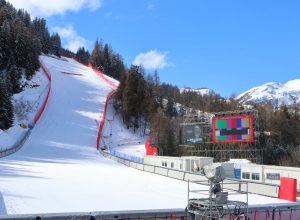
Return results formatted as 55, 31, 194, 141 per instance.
8, 0, 300, 97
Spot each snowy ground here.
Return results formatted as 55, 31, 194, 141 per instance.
0, 69, 49, 151
101, 98, 146, 157
0, 56, 192, 215
0, 56, 298, 216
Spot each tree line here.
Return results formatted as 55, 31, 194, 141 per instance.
114, 67, 300, 165
75, 39, 125, 80
255, 102, 300, 166
113, 67, 243, 157
0, 0, 62, 130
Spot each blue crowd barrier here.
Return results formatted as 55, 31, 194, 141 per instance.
234, 168, 241, 179
109, 148, 144, 164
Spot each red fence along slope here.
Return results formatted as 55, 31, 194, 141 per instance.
34, 59, 52, 124
72, 58, 157, 154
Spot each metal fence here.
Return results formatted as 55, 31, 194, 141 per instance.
101, 151, 280, 198
0, 129, 31, 158
109, 148, 144, 164
0, 209, 187, 220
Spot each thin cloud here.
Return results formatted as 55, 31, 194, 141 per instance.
147, 3, 155, 10
7, 0, 102, 17
52, 25, 90, 53
86, 0, 101, 11
133, 50, 171, 70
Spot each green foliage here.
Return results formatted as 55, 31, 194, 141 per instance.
75, 47, 90, 64
89, 40, 125, 80
115, 65, 158, 133
165, 98, 177, 118
7, 63, 21, 93
49, 33, 62, 57
0, 0, 61, 129
255, 103, 300, 165
149, 109, 179, 156
0, 81, 13, 130
61, 48, 75, 58
32, 18, 50, 54
90, 39, 104, 71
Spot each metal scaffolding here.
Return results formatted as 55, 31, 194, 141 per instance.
187, 179, 249, 220
180, 109, 263, 164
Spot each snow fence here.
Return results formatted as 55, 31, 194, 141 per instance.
94, 88, 144, 163
0, 58, 51, 158
96, 90, 116, 150
34, 59, 51, 124
0, 129, 31, 158
87, 64, 118, 90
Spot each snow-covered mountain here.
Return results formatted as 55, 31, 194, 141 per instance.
180, 87, 214, 96
237, 79, 300, 106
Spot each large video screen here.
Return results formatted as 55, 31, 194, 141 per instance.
182, 123, 204, 144
212, 115, 254, 143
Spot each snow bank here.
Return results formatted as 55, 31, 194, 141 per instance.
0, 67, 49, 152
0, 192, 7, 215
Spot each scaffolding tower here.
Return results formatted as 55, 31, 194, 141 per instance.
180, 109, 263, 164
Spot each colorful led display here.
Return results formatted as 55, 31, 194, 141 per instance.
212, 115, 254, 143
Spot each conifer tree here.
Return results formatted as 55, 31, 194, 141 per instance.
103, 43, 112, 75
114, 70, 127, 111
110, 54, 124, 79
49, 33, 61, 57
15, 31, 27, 68
90, 39, 104, 71
165, 98, 177, 118
76, 47, 90, 64
7, 62, 21, 93
32, 18, 51, 54
0, 26, 9, 69
0, 82, 13, 130
122, 66, 140, 127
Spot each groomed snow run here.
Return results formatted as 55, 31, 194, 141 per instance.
0, 56, 298, 216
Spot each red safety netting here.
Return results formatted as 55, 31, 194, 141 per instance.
87, 64, 118, 90
96, 91, 116, 150
34, 61, 51, 124
72, 58, 117, 90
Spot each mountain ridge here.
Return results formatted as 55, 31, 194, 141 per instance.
180, 87, 214, 96
236, 79, 300, 106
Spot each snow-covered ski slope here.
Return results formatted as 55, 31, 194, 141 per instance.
0, 55, 191, 215
0, 56, 297, 216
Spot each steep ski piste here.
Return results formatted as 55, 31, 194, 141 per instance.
0, 55, 190, 215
